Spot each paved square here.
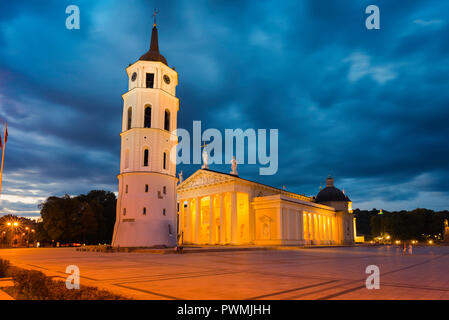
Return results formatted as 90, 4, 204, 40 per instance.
1, 246, 448, 299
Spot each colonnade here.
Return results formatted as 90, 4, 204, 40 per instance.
179, 191, 241, 245
302, 212, 341, 245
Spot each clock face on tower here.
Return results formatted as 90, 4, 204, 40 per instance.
163, 74, 171, 84
131, 72, 137, 81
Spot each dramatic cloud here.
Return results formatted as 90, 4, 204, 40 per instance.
1, 0, 448, 218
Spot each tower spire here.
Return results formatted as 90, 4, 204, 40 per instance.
139, 9, 167, 65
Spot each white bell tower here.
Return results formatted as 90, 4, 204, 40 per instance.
112, 20, 179, 247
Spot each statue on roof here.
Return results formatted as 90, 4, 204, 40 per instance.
230, 156, 238, 176
201, 141, 209, 169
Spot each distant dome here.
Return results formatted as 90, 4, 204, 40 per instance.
315, 176, 350, 203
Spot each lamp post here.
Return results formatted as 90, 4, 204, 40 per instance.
31, 229, 35, 247
25, 226, 30, 247
6, 221, 19, 247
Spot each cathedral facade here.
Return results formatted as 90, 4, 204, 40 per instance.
112, 22, 355, 248
178, 170, 355, 246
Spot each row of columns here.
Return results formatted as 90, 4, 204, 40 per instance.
302, 212, 340, 245
179, 191, 239, 245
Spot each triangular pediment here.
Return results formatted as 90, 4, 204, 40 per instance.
178, 169, 236, 190
259, 215, 273, 223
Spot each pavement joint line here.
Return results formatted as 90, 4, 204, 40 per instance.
114, 270, 244, 285
113, 283, 182, 300
246, 279, 339, 300
27, 264, 49, 270
317, 284, 367, 300
287, 280, 361, 299
107, 269, 233, 282
380, 283, 449, 292
317, 253, 449, 300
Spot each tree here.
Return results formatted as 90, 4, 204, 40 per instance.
38, 190, 116, 245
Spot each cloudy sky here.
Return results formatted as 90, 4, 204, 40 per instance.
0, 0, 448, 218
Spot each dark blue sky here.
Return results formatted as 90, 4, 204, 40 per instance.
1, 0, 448, 217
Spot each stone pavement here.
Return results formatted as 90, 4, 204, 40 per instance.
0, 246, 448, 300
0, 277, 14, 300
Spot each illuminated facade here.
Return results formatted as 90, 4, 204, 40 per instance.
178, 170, 355, 246
112, 20, 356, 248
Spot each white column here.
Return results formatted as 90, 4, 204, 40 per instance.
195, 196, 201, 244
310, 214, 315, 245
329, 217, 334, 244
248, 195, 254, 243
319, 215, 323, 245
185, 199, 191, 243
219, 193, 226, 244
322, 215, 326, 244
209, 195, 215, 244
320, 215, 324, 244
299, 211, 303, 242
304, 212, 309, 244
179, 199, 184, 243
230, 191, 238, 244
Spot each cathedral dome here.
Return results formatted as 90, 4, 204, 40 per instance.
315, 176, 350, 203
139, 25, 168, 65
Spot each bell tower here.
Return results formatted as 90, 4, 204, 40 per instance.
112, 18, 179, 247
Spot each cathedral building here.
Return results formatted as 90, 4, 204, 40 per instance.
178, 170, 355, 246
112, 21, 356, 248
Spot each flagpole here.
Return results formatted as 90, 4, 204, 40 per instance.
0, 122, 7, 196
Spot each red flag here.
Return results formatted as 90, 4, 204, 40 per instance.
4, 125, 7, 143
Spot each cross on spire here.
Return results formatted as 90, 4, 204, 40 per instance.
153, 8, 160, 27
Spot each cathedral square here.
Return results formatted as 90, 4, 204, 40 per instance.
1, 2, 449, 307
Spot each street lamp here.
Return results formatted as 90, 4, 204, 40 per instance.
6, 220, 20, 247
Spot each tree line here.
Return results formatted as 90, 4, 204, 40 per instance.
354, 208, 449, 241
37, 190, 116, 245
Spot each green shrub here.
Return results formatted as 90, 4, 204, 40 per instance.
12, 269, 50, 299
0, 259, 10, 277
11, 268, 126, 300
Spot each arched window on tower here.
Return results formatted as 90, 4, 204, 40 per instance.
124, 149, 130, 169
144, 106, 152, 128
127, 107, 132, 130
163, 152, 167, 170
143, 148, 149, 167
164, 109, 170, 131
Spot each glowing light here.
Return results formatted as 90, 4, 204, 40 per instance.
386, 235, 391, 240
428, 240, 433, 245
395, 240, 401, 244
